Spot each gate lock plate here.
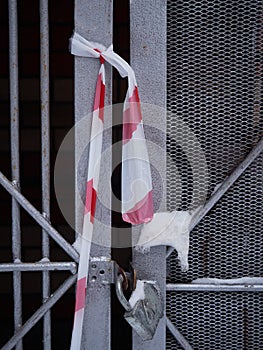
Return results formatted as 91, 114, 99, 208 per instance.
88, 258, 164, 340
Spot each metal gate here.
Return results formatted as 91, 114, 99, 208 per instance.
130, 0, 263, 349
1, 0, 263, 349
1, 0, 113, 348
165, 1, 263, 349
0, 1, 79, 349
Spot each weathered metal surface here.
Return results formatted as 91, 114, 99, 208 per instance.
0, 171, 79, 262
167, 137, 263, 258
1, 275, 77, 350
8, 1, 22, 349
40, 1, 51, 348
166, 317, 194, 350
166, 1, 263, 349
0, 262, 77, 273
166, 284, 263, 292
130, 1, 167, 349
74, 0, 112, 348
88, 257, 116, 285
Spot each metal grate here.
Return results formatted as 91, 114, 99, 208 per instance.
167, 153, 263, 283
0, 1, 78, 349
167, 0, 263, 211
167, 292, 263, 350
166, 0, 263, 348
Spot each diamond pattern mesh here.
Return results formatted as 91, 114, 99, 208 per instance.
167, 154, 263, 283
166, 0, 263, 348
167, 292, 263, 350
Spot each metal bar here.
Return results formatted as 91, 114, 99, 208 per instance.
74, 0, 112, 348
166, 284, 263, 292
130, 1, 167, 349
0, 262, 77, 273
39, 1, 51, 348
166, 317, 194, 350
0, 171, 79, 262
167, 137, 263, 258
8, 1, 22, 349
1, 274, 77, 350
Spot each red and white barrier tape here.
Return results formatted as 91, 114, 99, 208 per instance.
69, 33, 153, 349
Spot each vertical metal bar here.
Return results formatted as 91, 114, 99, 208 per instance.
8, 1, 22, 349
74, 1, 113, 348
40, 1, 51, 349
130, 1, 167, 349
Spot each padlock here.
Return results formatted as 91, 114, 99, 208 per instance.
116, 275, 164, 341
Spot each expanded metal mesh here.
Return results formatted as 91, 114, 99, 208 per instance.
166, 0, 263, 348
167, 292, 263, 350
167, 154, 263, 282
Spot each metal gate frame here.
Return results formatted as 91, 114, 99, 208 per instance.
1, 1, 263, 349
73, 0, 112, 348
1, 0, 113, 349
0, 1, 79, 349
165, 138, 263, 350
130, 1, 263, 349
130, 1, 167, 349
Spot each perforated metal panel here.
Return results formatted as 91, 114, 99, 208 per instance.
167, 0, 262, 210
167, 292, 263, 350
167, 154, 263, 283
166, 0, 263, 348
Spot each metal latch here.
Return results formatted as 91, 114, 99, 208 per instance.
88, 257, 163, 340
116, 274, 164, 341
